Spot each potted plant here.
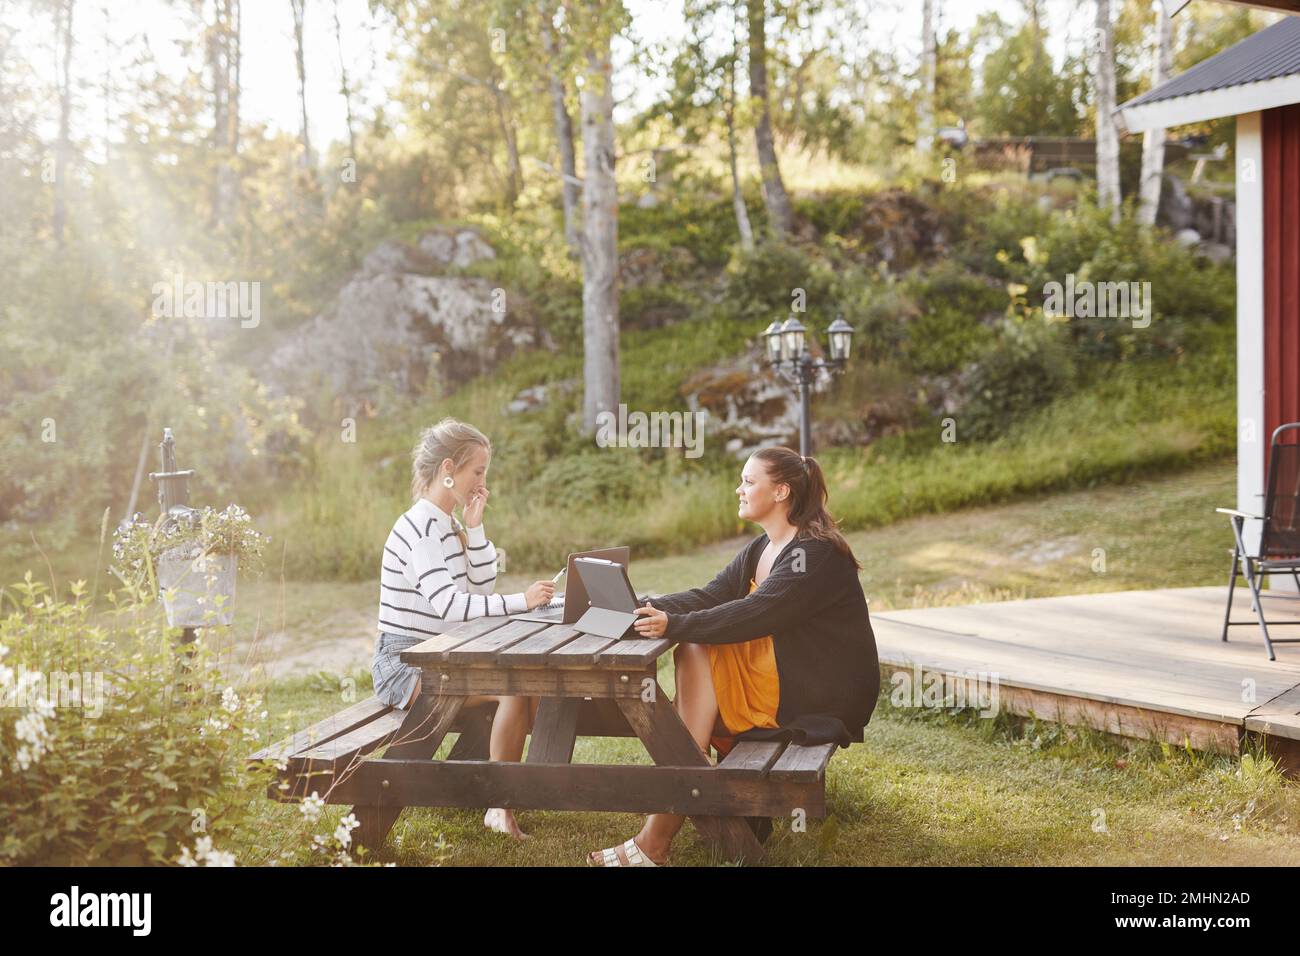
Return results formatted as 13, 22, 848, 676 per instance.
112, 504, 268, 628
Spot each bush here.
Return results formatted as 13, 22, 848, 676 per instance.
958, 313, 1079, 441
723, 242, 835, 325
0, 574, 270, 865
533, 452, 652, 511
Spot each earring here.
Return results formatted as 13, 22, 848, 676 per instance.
442, 476, 455, 488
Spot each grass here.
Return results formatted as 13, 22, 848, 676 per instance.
233, 662, 1300, 867
223, 459, 1238, 678
218, 337, 1232, 586
218, 457, 1300, 866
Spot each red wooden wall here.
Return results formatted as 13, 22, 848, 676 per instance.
1263, 102, 1300, 458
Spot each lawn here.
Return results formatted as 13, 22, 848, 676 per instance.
223, 457, 1300, 867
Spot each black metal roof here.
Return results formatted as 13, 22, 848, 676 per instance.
1121, 15, 1300, 111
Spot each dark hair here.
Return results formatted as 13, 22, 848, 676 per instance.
752, 446, 861, 570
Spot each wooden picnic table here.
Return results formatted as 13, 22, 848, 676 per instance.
252, 614, 840, 864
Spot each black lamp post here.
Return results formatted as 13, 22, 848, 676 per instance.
763, 313, 854, 456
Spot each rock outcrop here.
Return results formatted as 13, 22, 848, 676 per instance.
268, 227, 533, 415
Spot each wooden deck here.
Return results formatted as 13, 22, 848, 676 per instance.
870, 586, 1300, 769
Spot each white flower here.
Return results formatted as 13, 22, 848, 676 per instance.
334, 813, 359, 850
300, 792, 325, 823
220, 687, 240, 713
179, 836, 237, 867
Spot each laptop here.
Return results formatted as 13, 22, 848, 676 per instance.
513, 546, 632, 625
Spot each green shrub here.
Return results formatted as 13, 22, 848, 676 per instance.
723, 242, 835, 325
534, 452, 652, 511
905, 304, 998, 375
0, 574, 270, 865
958, 314, 1079, 441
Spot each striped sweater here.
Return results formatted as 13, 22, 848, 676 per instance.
375, 497, 528, 639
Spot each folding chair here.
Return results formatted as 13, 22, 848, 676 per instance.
1219, 422, 1300, 660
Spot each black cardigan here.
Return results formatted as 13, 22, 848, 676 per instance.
653, 532, 880, 747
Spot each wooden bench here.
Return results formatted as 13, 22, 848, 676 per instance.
249, 617, 843, 863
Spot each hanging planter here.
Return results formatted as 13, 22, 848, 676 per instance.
113, 504, 267, 629
157, 547, 238, 628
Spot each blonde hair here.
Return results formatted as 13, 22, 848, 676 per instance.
411, 418, 491, 551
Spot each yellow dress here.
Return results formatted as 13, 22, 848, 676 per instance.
707, 578, 781, 758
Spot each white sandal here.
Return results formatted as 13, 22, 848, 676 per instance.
588, 837, 661, 867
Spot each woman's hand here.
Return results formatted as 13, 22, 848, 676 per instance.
633, 601, 668, 638
463, 484, 489, 528
524, 580, 556, 609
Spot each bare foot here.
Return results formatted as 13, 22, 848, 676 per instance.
483, 807, 530, 841
587, 835, 668, 867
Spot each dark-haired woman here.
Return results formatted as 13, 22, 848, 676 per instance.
587, 447, 880, 867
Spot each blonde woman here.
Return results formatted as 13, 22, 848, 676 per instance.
372, 418, 555, 840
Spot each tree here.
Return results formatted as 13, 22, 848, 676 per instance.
747, 0, 793, 238
380, 0, 528, 209
290, 0, 312, 169
575, 1, 623, 434
657, 0, 754, 250
916, 0, 937, 153
972, 10, 1081, 137
539, 0, 580, 253
51, 0, 75, 247
332, 0, 358, 159
726, 1, 754, 251
1094, 0, 1121, 223
1137, 0, 1172, 226
205, 0, 242, 225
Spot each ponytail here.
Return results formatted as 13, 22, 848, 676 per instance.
752, 446, 861, 570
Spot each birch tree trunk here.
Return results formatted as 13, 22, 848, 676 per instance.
916, 0, 937, 154
52, 0, 74, 248
728, 6, 754, 252
212, 0, 241, 224
491, 81, 524, 208
541, 2, 580, 253
746, 0, 794, 238
580, 36, 619, 435
333, 0, 357, 159
1137, 0, 1173, 226
290, 0, 311, 169
1094, 0, 1121, 223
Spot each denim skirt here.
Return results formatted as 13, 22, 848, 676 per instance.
372, 631, 423, 709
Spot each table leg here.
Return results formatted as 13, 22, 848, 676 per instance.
616, 685, 765, 864
447, 704, 494, 760
351, 690, 466, 854
526, 697, 582, 765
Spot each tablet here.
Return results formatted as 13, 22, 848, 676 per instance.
572, 557, 638, 613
